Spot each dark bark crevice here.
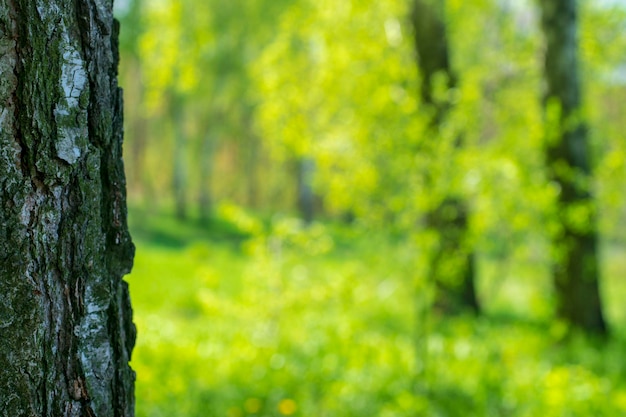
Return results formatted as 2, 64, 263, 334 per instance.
0, 1, 135, 415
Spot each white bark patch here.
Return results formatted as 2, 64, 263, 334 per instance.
0, 24, 20, 181
54, 30, 88, 165
55, 135, 82, 164
36, 2, 61, 22
61, 47, 87, 108
19, 194, 35, 226
79, 310, 114, 408
0, 302, 14, 329
0, 108, 22, 185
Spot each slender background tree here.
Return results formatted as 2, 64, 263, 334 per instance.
411, 0, 480, 314
539, 0, 607, 334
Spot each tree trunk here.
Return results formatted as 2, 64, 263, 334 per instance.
242, 108, 261, 210
0, 1, 136, 415
411, 0, 479, 314
128, 58, 148, 200
296, 157, 316, 224
171, 94, 188, 220
198, 129, 216, 224
539, 0, 607, 334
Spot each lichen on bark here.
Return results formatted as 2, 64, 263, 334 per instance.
0, 1, 136, 415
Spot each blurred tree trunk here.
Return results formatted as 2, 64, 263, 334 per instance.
128, 58, 149, 199
411, 0, 479, 314
171, 94, 188, 220
539, 0, 607, 334
198, 128, 216, 224
0, 1, 136, 415
296, 157, 316, 224
243, 108, 260, 209
245, 132, 260, 208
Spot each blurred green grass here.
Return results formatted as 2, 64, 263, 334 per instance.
127, 205, 626, 417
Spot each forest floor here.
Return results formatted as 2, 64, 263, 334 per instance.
127, 205, 626, 417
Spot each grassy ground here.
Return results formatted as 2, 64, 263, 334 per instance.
127, 206, 626, 416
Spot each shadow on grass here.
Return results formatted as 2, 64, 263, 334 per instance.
128, 205, 251, 249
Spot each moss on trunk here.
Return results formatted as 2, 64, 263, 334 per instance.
0, 1, 136, 415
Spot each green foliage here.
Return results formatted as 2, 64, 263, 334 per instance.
117, 0, 626, 413
117, 0, 626, 243
128, 210, 626, 416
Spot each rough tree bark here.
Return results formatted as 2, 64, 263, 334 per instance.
411, 0, 479, 314
0, 1, 136, 415
539, 0, 607, 334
